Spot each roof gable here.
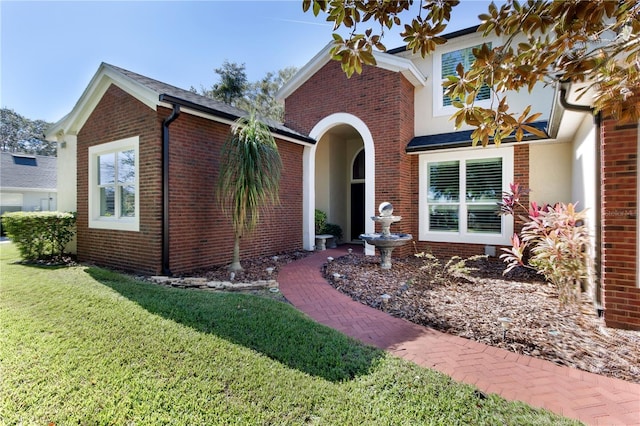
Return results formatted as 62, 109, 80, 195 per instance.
46, 63, 314, 145
277, 43, 427, 101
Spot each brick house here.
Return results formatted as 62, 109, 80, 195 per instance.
275, 27, 639, 330
48, 26, 639, 329
46, 63, 313, 276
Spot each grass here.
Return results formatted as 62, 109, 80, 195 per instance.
0, 243, 581, 425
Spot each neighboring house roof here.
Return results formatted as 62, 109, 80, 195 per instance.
46, 63, 314, 145
0, 152, 57, 191
406, 121, 550, 153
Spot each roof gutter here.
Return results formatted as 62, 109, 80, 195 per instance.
559, 86, 603, 314
162, 103, 180, 276
158, 94, 315, 144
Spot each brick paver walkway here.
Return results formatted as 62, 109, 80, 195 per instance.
278, 246, 640, 426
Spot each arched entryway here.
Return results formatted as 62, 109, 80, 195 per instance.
304, 113, 375, 255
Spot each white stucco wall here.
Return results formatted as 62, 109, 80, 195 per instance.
529, 141, 573, 205
315, 134, 331, 216
56, 134, 77, 213
407, 31, 554, 137
315, 133, 362, 242
56, 134, 77, 252
571, 115, 597, 215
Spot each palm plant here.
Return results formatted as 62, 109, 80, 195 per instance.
217, 112, 282, 271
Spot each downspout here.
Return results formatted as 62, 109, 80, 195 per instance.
559, 87, 603, 312
162, 104, 180, 276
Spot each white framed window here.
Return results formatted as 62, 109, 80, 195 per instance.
419, 146, 513, 245
433, 41, 494, 116
88, 136, 139, 231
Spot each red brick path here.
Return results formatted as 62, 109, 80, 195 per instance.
278, 246, 640, 426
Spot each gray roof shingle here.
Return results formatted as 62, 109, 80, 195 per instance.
103, 63, 314, 144
1, 152, 57, 189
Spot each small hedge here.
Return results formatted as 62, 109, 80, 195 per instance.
1, 211, 76, 261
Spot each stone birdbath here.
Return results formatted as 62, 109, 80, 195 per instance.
359, 202, 412, 269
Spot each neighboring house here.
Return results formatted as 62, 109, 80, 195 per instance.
0, 152, 57, 219
47, 26, 639, 330
46, 62, 313, 276
275, 26, 638, 330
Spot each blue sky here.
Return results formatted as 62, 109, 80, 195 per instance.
1, 0, 493, 123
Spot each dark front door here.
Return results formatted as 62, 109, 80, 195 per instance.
351, 182, 365, 241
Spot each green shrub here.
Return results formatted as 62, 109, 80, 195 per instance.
1, 211, 76, 261
321, 222, 343, 240
315, 210, 343, 241
315, 209, 327, 234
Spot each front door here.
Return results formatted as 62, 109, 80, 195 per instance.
350, 148, 366, 241
351, 182, 365, 240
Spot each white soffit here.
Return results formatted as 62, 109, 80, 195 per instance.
277, 43, 427, 101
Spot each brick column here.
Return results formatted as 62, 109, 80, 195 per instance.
600, 118, 640, 330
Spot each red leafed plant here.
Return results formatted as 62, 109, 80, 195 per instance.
499, 184, 592, 307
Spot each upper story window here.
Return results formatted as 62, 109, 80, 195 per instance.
88, 136, 139, 231
418, 146, 513, 245
434, 41, 493, 115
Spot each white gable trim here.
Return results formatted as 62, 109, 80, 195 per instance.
46, 64, 159, 139
277, 44, 427, 101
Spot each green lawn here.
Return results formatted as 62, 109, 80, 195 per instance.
0, 243, 580, 425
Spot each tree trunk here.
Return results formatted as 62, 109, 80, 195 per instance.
228, 235, 243, 272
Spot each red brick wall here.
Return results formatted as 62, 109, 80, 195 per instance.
285, 60, 416, 255
165, 108, 304, 275
600, 118, 640, 330
77, 84, 304, 275
77, 84, 163, 274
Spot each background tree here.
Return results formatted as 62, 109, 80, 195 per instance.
192, 63, 298, 122
216, 112, 283, 272
237, 66, 299, 122
199, 60, 249, 105
0, 108, 55, 155
303, 0, 640, 146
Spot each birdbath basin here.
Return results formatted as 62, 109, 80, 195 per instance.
360, 202, 412, 269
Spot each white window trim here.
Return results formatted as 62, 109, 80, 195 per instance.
419, 146, 514, 245
88, 136, 140, 232
432, 38, 498, 117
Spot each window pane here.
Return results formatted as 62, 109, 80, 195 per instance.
476, 83, 491, 101
98, 153, 115, 185
428, 161, 459, 202
441, 43, 492, 107
118, 150, 135, 183
100, 186, 115, 216
466, 158, 502, 202
429, 205, 459, 232
352, 150, 365, 180
468, 205, 501, 233
120, 185, 136, 217
441, 48, 466, 77
443, 85, 491, 106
